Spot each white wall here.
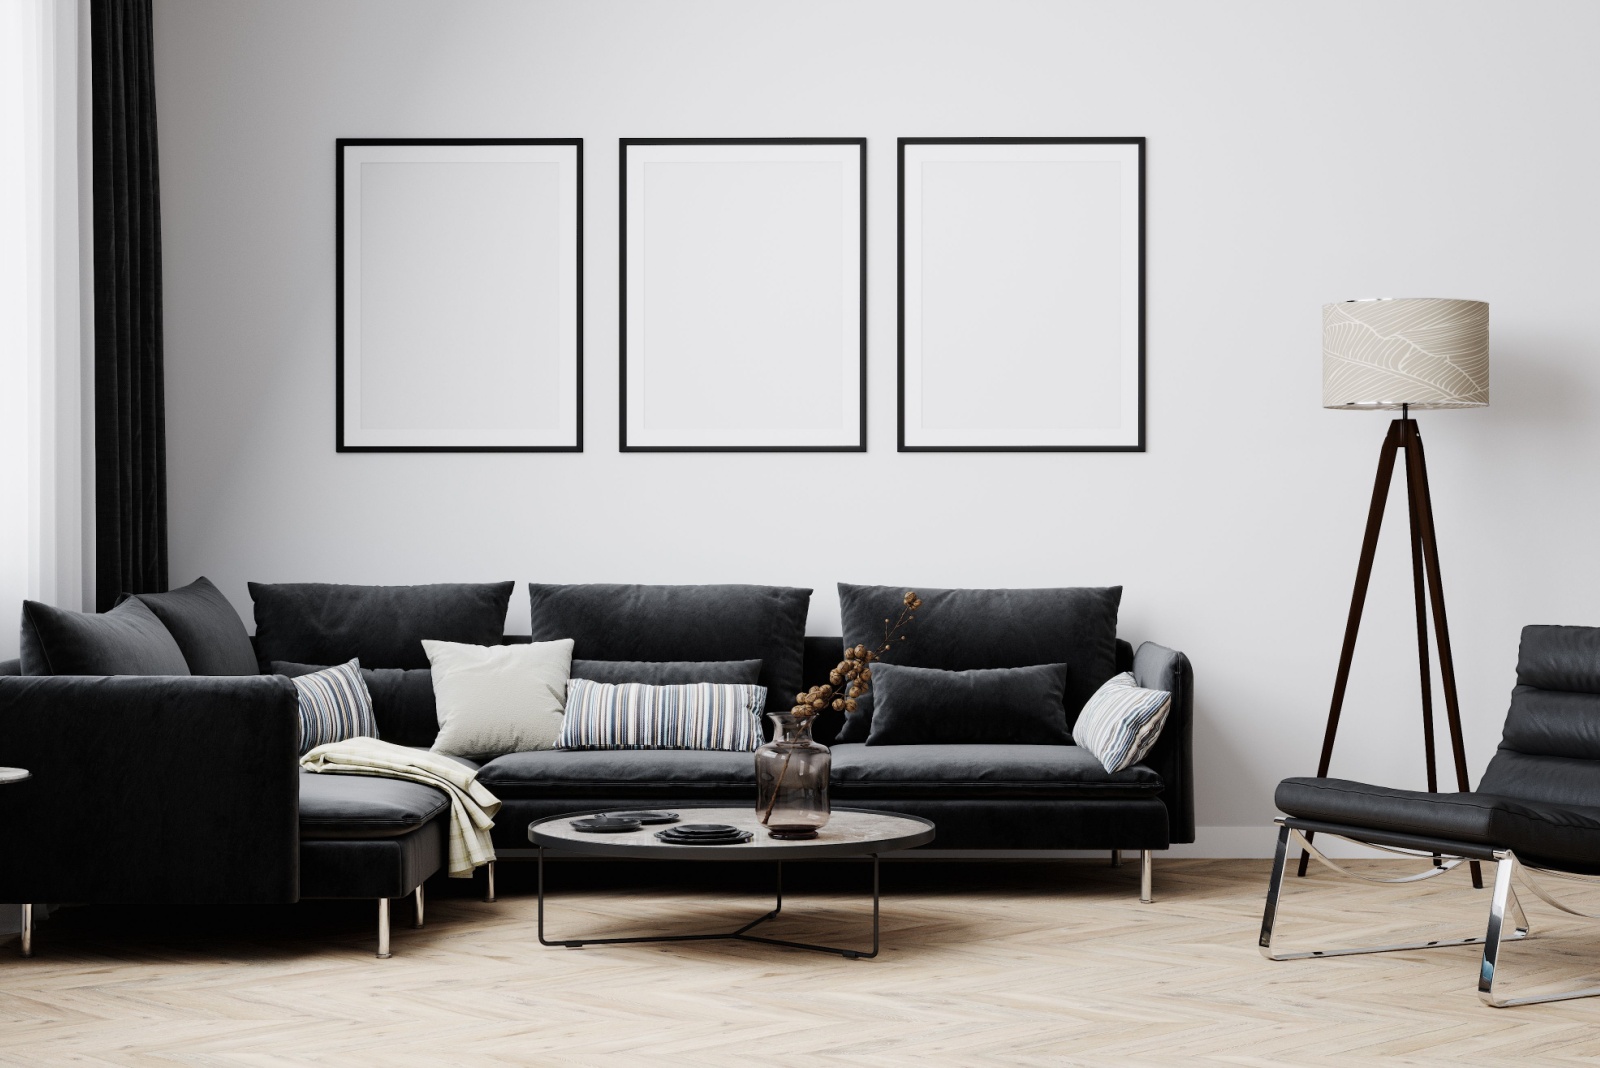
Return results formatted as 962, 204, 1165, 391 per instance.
151, 0, 1600, 854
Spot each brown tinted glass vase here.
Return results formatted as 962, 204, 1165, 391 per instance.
754, 713, 831, 839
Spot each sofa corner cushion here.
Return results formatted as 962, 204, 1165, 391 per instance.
250, 581, 515, 671
20, 597, 191, 676
829, 742, 1162, 799
836, 584, 1122, 741
527, 583, 810, 715
298, 771, 450, 839
864, 662, 1073, 746
131, 576, 258, 675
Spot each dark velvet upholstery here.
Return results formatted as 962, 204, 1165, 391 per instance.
0, 674, 300, 903
865, 663, 1072, 746
272, 662, 439, 749
831, 743, 1162, 798
528, 583, 809, 716
478, 749, 756, 800
300, 819, 444, 899
836, 584, 1121, 741
20, 597, 190, 676
1277, 624, 1600, 874
250, 581, 514, 671
1132, 642, 1195, 843
131, 576, 257, 675
299, 772, 450, 839
571, 659, 764, 685
0, 659, 18, 676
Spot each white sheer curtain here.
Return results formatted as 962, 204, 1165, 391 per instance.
0, 0, 90, 661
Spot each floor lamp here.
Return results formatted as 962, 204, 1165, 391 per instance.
1303, 297, 1491, 886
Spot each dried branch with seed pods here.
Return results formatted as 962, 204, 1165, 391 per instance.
791, 590, 922, 719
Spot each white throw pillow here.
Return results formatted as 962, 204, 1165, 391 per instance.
425, 638, 574, 759
1072, 671, 1172, 773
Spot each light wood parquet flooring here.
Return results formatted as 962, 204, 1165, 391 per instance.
2, 857, 1600, 1066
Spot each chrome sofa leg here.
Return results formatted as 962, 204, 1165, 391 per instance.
485, 860, 496, 903
1111, 850, 1122, 868
1140, 850, 1153, 903
377, 898, 392, 959
414, 885, 425, 929
19, 904, 31, 958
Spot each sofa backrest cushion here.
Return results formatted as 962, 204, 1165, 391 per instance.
20, 597, 192, 676
571, 659, 764, 686
130, 576, 257, 675
249, 581, 514, 671
1477, 624, 1600, 806
835, 584, 1122, 741
527, 583, 810, 717
273, 661, 439, 748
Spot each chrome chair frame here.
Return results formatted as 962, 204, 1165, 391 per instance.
1260, 819, 1600, 1007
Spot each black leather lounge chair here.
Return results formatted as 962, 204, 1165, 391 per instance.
1261, 624, 1600, 1007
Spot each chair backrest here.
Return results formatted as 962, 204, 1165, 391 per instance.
1477, 625, 1600, 806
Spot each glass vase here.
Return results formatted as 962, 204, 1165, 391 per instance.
754, 713, 831, 839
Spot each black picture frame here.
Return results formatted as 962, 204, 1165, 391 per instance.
619, 138, 867, 453
897, 137, 1145, 453
336, 137, 584, 452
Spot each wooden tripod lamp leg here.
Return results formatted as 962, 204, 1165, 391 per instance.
1299, 420, 1404, 877
1400, 420, 1483, 889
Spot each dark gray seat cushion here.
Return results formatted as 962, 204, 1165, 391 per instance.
527, 583, 809, 716
298, 771, 449, 839
20, 597, 191, 676
130, 577, 257, 675
1276, 777, 1503, 844
830, 742, 1162, 799
476, 749, 756, 799
250, 581, 515, 671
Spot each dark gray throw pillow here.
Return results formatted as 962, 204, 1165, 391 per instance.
130, 576, 258, 675
571, 659, 764, 686
271, 661, 439, 749
250, 581, 514, 671
836, 584, 1122, 742
864, 662, 1072, 746
20, 598, 192, 676
528, 584, 810, 716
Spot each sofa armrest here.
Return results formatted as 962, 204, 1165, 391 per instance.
0, 674, 301, 904
1133, 642, 1195, 844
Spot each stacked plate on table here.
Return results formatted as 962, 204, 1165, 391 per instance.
603, 810, 679, 825
654, 823, 753, 846
570, 815, 643, 834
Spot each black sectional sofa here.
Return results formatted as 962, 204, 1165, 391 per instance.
0, 579, 1193, 957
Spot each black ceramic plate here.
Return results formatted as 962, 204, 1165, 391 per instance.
654, 828, 752, 846
604, 810, 680, 825
571, 817, 643, 834
669, 824, 740, 834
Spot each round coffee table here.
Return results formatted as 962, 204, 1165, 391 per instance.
529, 806, 935, 959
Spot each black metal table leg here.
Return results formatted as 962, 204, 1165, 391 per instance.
537, 851, 881, 958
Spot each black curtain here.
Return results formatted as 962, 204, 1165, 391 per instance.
91, 0, 167, 610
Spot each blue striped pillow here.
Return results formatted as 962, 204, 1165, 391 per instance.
558, 679, 767, 751
291, 658, 379, 756
1072, 672, 1171, 773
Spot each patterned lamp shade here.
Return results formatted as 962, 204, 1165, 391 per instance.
1323, 298, 1489, 410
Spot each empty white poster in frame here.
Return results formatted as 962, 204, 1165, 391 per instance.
899, 138, 1144, 451
621, 139, 866, 451
337, 139, 582, 451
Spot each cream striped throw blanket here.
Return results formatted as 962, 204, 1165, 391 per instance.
301, 737, 500, 878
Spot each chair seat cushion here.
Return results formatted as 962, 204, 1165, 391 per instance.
830, 743, 1163, 799
476, 749, 757, 799
298, 771, 449, 839
1277, 776, 1600, 872
1275, 777, 1504, 845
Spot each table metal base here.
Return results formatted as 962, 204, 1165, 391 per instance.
536, 846, 881, 959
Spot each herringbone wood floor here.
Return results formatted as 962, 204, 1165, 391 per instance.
2, 858, 1599, 1066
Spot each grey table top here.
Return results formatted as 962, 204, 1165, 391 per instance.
529, 806, 935, 860
0, 768, 29, 786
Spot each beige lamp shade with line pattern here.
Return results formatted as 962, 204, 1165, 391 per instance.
1322, 298, 1489, 410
